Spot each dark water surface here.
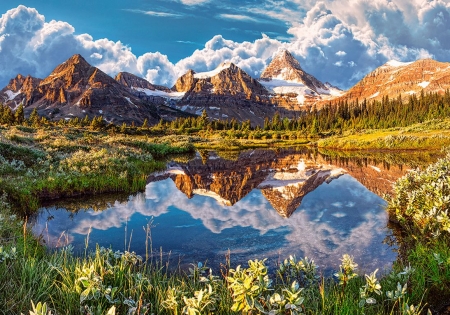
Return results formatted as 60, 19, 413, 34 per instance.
31, 148, 440, 274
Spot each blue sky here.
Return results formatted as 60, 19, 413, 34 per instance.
0, 1, 449, 89
0, 0, 289, 62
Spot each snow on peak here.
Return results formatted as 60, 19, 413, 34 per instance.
194, 62, 232, 79
385, 60, 413, 68
273, 48, 289, 59
4, 89, 21, 101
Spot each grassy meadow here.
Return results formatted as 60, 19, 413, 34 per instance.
0, 119, 449, 314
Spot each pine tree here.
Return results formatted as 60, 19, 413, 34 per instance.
81, 115, 90, 127
200, 110, 209, 129
141, 118, 149, 129
2, 106, 14, 125
14, 103, 24, 125
120, 122, 127, 133
90, 116, 103, 130
28, 108, 39, 127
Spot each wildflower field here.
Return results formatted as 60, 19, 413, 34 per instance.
0, 123, 449, 314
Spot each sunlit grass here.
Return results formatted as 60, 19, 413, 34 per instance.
0, 126, 195, 214
317, 118, 450, 150
1, 123, 450, 314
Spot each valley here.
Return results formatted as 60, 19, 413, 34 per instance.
1, 50, 450, 314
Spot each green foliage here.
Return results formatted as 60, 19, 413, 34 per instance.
277, 255, 319, 288
0, 127, 194, 214
22, 301, 54, 315
386, 153, 450, 239
359, 269, 382, 307
14, 103, 25, 125
227, 259, 272, 313
334, 254, 358, 287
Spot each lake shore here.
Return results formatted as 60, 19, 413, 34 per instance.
1, 122, 450, 314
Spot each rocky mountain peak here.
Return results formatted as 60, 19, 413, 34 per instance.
115, 72, 170, 92
0, 54, 163, 125
39, 53, 115, 89
173, 62, 269, 97
266, 49, 303, 75
6, 74, 27, 92
261, 49, 305, 80
170, 63, 274, 125
261, 50, 328, 91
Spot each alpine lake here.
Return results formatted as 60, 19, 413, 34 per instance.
30, 147, 442, 275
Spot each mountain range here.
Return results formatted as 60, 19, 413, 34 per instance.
1, 50, 450, 125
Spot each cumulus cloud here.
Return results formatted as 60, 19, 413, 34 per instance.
1, 2, 450, 90
137, 52, 177, 86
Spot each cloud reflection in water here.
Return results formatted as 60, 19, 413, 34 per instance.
32, 174, 396, 273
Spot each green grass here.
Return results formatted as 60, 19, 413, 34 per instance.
1, 124, 450, 314
317, 119, 450, 150
0, 127, 195, 214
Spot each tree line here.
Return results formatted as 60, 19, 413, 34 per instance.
2, 90, 450, 134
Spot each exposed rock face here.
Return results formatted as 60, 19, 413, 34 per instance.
173, 70, 196, 93
0, 74, 42, 108
114, 71, 195, 121
259, 50, 342, 109
0, 54, 161, 124
115, 72, 170, 92
172, 63, 281, 125
326, 59, 450, 105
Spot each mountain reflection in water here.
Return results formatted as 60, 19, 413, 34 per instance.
32, 148, 440, 273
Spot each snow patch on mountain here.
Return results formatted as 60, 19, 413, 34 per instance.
260, 79, 318, 104
369, 91, 380, 98
385, 60, 413, 68
194, 62, 232, 79
418, 81, 430, 88
4, 89, 21, 101
133, 87, 185, 100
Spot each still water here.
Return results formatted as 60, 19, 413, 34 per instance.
31, 148, 439, 274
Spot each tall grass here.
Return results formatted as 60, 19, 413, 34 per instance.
0, 127, 195, 214
1, 124, 449, 314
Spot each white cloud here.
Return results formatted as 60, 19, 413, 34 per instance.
137, 52, 177, 86
90, 52, 103, 59
33, 175, 395, 273
217, 13, 279, 25
124, 9, 184, 18
1, 2, 450, 90
179, 0, 210, 5
218, 14, 261, 23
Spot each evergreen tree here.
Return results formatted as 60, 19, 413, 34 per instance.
28, 108, 39, 127
14, 103, 24, 125
120, 122, 127, 133
81, 115, 90, 127
2, 106, 14, 125
200, 109, 209, 129
141, 118, 149, 129
90, 116, 103, 130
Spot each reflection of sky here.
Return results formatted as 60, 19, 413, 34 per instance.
32, 174, 396, 274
